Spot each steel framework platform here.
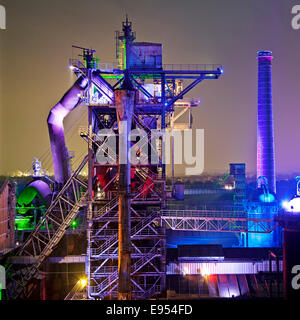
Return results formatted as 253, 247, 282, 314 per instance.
161, 210, 281, 233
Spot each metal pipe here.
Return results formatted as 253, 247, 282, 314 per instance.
47, 76, 88, 184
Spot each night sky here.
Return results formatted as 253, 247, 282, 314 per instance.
1, 0, 300, 176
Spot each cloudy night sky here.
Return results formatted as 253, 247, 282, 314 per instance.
1, 0, 300, 176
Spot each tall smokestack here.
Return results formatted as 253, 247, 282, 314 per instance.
257, 51, 276, 194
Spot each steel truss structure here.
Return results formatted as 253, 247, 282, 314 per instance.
83, 37, 222, 301
6, 19, 223, 300
83, 106, 167, 299
161, 210, 281, 233
73, 20, 223, 300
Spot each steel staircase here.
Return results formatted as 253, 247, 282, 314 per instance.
90, 241, 160, 296
90, 211, 159, 258
79, 127, 118, 164
93, 196, 119, 219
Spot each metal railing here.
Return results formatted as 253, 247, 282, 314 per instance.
70, 58, 223, 74
93, 197, 118, 219
163, 64, 223, 72
161, 209, 280, 233
90, 211, 159, 257
69, 58, 116, 72
161, 209, 278, 220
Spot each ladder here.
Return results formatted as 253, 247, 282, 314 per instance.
6, 155, 88, 299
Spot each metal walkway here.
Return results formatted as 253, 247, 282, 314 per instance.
161, 209, 280, 233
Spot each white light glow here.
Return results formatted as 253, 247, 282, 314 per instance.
285, 197, 300, 213
200, 267, 210, 277
80, 279, 87, 287
281, 201, 289, 209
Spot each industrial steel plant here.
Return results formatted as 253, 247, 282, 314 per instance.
1, 18, 300, 301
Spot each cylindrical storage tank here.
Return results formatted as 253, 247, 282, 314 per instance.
257, 51, 276, 194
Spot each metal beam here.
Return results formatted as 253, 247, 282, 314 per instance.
166, 75, 204, 108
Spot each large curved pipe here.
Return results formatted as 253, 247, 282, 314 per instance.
17, 179, 52, 208
47, 76, 88, 184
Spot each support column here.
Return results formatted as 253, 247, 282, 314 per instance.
87, 77, 94, 298
115, 77, 135, 300
161, 74, 166, 181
